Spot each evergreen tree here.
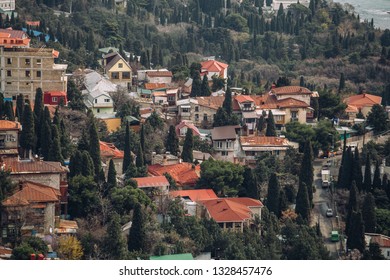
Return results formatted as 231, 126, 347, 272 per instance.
372, 161, 381, 191
181, 128, 193, 163
257, 115, 266, 134
266, 173, 280, 217
48, 124, 63, 163
40, 119, 52, 160
88, 120, 101, 177
20, 104, 35, 158
60, 119, 71, 159
279, 188, 288, 214
140, 124, 146, 163
213, 107, 229, 127
135, 142, 144, 168
338, 72, 345, 92
4, 101, 14, 120
165, 125, 179, 156
69, 150, 83, 178
363, 154, 372, 192
104, 212, 127, 259
299, 141, 314, 205
239, 166, 259, 199
362, 193, 377, 233
77, 130, 89, 152
15, 94, 24, 122
123, 123, 132, 173
81, 151, 95, 177
347, 211, 365, 253
33, 88, 44, 152
382, 173, 388, 189
295, 182, 310, 222
265, 110, 277, 136
190, 70, 202, 97
106, 159, 117, 195
363, 242, 386, 260
353, 147, 363, 191
201, 74, 211, 96
222, 87, 233, 116
346, 181, 359, 236
128, 203, 146, 252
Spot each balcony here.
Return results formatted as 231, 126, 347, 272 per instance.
241, 105, 256, 111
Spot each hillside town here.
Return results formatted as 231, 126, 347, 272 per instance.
1, 0, 390, 260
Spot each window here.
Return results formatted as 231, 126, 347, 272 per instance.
226, 140, 232, 149
7, 58, 12, 64
7, 70, 11, 77
275, 115, 283, 122
122, 72, 131, 79
168, 95, 175, 101
203, 114, 208, 121
25, 58, 31, 65
104, 99, 110, 102
52, 97, 58, 103
182, 107, 190, 113
195, 106, 199, 112
222, 151, 229, 156
97, 108, 100, 113
118, 63, 123, 68
94, 99, 98, 104
195, 114, 199, 121
111, 72, 119, 79
291, 111, 298, 120
36, 59, 42, 65
217, 141, 223, 148
25, 70, 31, 77
7, 82, 12, 85
37, 71, 41, 78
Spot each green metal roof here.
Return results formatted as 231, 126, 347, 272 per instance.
149, 253, 194, 260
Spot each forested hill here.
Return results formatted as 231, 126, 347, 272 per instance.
13, 0, 390, 96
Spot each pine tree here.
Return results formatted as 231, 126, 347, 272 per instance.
128, 203, 146, 252
165, 125, 179, 156
265, 110, 277, 136
347, 211, 365, 253
363, 154, 372, 192
299, 141, 314, 205
88, 120, 101, 177
33, 88, 44, 154
362, 193, 376, 233
123, 123, 132, 173
266, 173, 280, 217
104, 212, 127, 259
295, 182, 310, 222
107, 159, 117, 194
372, 161, 381, 191
181, 128, 193, 163
201, 74, 211, 96
20, 104, 35, 158
48, 124, 63, 163
190, 70, 202, 97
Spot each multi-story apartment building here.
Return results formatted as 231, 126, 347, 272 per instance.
0, 28, 67, 102
0, 0, 15, 11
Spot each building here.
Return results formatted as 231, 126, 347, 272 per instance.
100, 141, 125, 176
170, 189, 218, 216
0, 120, 20, 157
43, 91, 67, 106
211, 125, 240, 163
239, 136, 297, 165
234, 95, 257, 134
1, 181, 61, 242
365, 233, 390, 259
270, 86, 312, 105
343, 93, 382, 120
198, 198, 263, 233
0, 29, 67, 102
134, 176, 170, 207
148, 162, 200, 188
200, 60, 228, 80
175, 120, 202, 138
102, 52, 132, 90
0, 0, 15, 11
145, 70, 172, 84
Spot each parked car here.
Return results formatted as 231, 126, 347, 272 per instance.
326, 208, 333, 217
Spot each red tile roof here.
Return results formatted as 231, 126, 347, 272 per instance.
271, 86, 312, 95
240, 136, 290, 146
144, 83, 167, 90
146, 71, 173, 77
199, 198, 263, 222
175, 121, 201, 137
134, 176, 169, 188
100, 141, 124, 159
253, 94, 278, 109
0, 28, 28, 39
196, 96, 225, 110
344, 93, 382, 109
170, 189, 218, 201
366, 233, 390, 248
0, 120, 21, 130
346, 104, 359, 113
2, 181, 60, 207
148, 163, 200, 187
201, 60, 228, 72
235, 95, 255, 103
2, 157, 66, 174
276, 97, 310, 108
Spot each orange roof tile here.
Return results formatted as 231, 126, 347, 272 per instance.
276, 97, 310, 108
134, 176, 169, 188
170, 189, 218, 201
0, 120, 21, 130
2, 181, 60, 207
2, 157, 66, 174
346, 104, 359, 113
344, 93, 382, 109
144, 83, 167, 90
240, 136, 290, 146
199, 198, 263, 223
235, 95, 255, 103
148, 163, 200, 187
175, 121, 201, 137
196, 96, 224, 110
253, 94, 278, 109
201, 60, 228, 72
100, 141, 124, 159
271, 86, 312, 95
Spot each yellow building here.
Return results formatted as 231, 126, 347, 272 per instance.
103, 52, 132, 90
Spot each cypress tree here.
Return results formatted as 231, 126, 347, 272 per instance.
240, 166, 259, 199
257, 115, 266, 134
48, 124, 63, 164
77, 130, 89, 152
222, 87, 233, 115
81, 151, 95, 177
382, 173, 388, 189
201, 74, 211, 96
346, 181, 359, 236
4, 101, 14, 121
299, 141, 314, 205
353, 147, 363, 191
123, 123, 132, 174
265, 110, 277, 136
33, 88, 44, 154
40, 120, 52, 160
20, 104, 35, 158
0, 93, 4, 118
266, 173, 280, 217
165, 125, 179, 156
104, 212, 127, 259
362, 193, 377, 233
372, 161, 381, 191
60, 119, 70, 159
88, 120, 101, 177
69, 150, 82, 178
190, 70, 202, 97
135, 142, 144, 168
295, 182, 310, 222
338, 72, 345, 92
15, 94, 24, 122
181, 128, 193, 163
128, 203, 146, 252
107, 159, 117, 194
347, 211, 365, 253
279, 188, 288, 216
363, 154, 372, 193
140, 124, 146, 163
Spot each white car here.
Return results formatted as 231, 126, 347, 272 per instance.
326, 208, 334, 217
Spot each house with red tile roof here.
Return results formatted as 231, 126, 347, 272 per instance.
343, 93, 382, 120
0, 120, 21, 158
148, 162, 200, 187
270, 86, 312, 105
100, 141, 127, 176
175, 120, 201, 138
234, 95, 258, 134
198, 198, 263, 233
170, 189, 218, 216
201, 60, 228, 80
1, 181, 61, 242
43, 91, 67, 106
365, 233, 390, 259
134, 176, 170, 206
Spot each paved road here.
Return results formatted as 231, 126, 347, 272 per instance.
311, 158, 340, 259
